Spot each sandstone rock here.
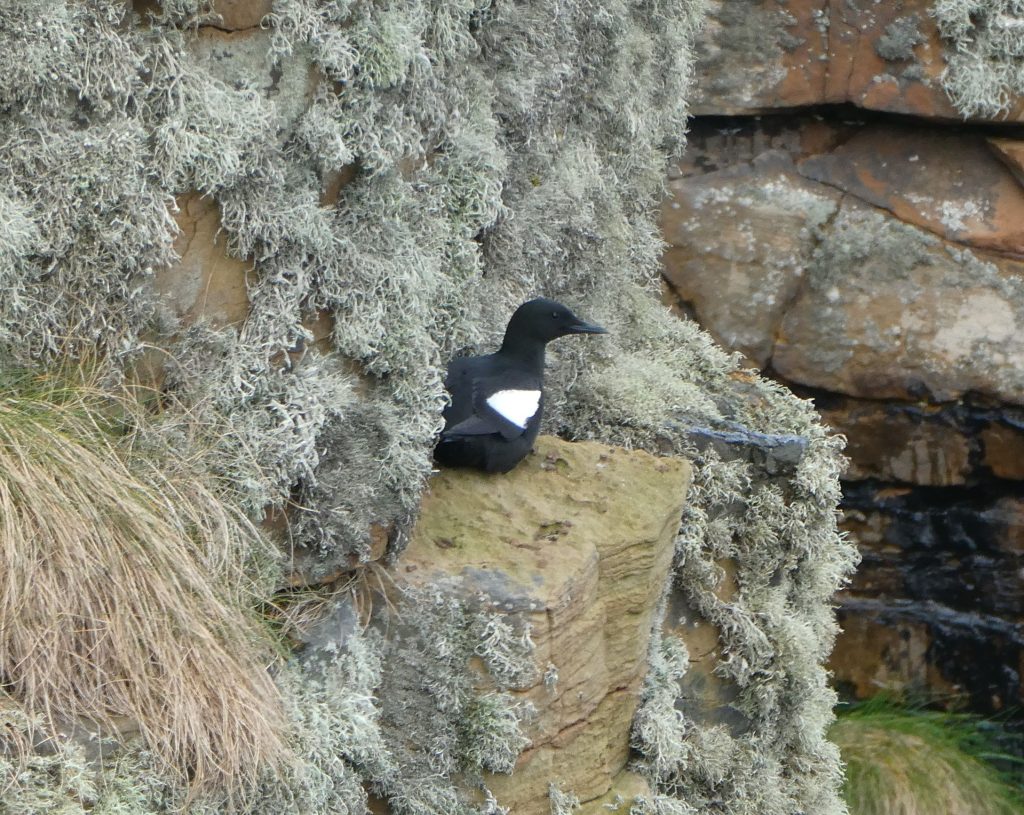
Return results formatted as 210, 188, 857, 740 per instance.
396, 436, 691, 813
799, 126, 1024, 255
819, 399, 972, 486
661, 155, 839, 367
154, 193, 251, 328
988, 137, 1024, 189
692, 0, 828, 115
213, 0, 273, 30
830, 600, 946, 700
832, 598, 1024, 711
691, 0, 1024, 122
668, 559, 750, 735
773, 199, 1024, 404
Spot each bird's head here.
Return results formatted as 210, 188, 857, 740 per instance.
502, 297, 608, 347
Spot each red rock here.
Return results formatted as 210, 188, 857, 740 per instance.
661, 156, 840, 367
773, 199, 1024, 404
691, 0, 828, 114
691, 0, 1024, 122
987, 137, 1024, 189
799, 126, 1024, 256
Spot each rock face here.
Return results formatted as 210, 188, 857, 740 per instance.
692, 0, 1024, 121
154, 194, 251, 328
397, 436, 691, 814
664, 105, 1024, 709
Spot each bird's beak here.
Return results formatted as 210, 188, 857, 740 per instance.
568, 319, 608, 335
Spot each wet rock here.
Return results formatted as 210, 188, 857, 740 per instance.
832, 597, 1024, 712
396, 436, 692, 814
842, 483, 1024, 617
982, 419, 1024, 481
799, 126, 1024, 256
819, 398, 972, 486
673, 115, 857, 178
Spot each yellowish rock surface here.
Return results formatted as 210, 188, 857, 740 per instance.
398, 436, 691, 813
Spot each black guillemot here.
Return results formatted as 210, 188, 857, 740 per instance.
434, 298, 607, 473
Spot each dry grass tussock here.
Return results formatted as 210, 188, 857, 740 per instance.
0, 369, 291, 799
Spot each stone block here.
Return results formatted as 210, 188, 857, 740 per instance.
692, 0, 1024, 122
800, 126, 1024, 255
396, 436, 691, 813
154, 193, 251, 328
819, 399, 972, 486
773, 200, 1024, 404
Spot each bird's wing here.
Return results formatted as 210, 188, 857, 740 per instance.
442, 377, 542, 442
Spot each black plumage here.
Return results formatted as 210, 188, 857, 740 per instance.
434, 298, 607, 473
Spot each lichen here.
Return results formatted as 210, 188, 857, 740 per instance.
549, 783, 581, 815
875, 16, 923, 62
933, 0, 1024, 117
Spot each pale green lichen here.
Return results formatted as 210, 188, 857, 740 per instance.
876, 16, 924, 62
933, 0, 1024, 117
549, 783, 581, 815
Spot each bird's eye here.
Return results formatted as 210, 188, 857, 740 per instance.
551, 312, 559, 319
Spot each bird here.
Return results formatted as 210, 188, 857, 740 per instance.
434, 298, 607, 473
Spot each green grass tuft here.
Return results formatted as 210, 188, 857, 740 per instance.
832, 698, 1024, 815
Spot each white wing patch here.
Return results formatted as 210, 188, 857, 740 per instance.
486, 389, 541, 429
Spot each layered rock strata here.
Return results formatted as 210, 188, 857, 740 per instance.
664, 111, 1024, 710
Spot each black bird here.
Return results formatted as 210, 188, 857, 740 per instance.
434, 298, 607, 473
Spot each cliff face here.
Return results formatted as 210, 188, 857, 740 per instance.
667, 1, 1024, 713
0, 2, 857, 813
